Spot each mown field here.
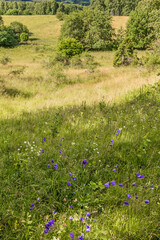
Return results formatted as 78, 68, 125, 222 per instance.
0, 16, 160, 240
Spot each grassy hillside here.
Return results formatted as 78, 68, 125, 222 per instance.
0, 81, 160, 239
1, 15, 158, 120
0, 15, 160, 240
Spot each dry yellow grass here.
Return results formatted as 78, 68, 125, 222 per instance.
112, 16, 129, 31
0, 15, 158, 119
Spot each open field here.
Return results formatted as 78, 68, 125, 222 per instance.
0, 15, 160, 240
0, 15, 158, 119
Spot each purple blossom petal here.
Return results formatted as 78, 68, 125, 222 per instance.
83, 160, 87, 165
31, 203, 35, 207
124, 201, 129, 205
44, 229, 49, 234
119, 184, 123, 187
111, 180, 116, 186
113, 169, 116, 173
69, 232, 74, 239
80, 217, 84, 222
127, 194, 131, 198
67, 182, 71, 186
86, 212, 90, 217
104, 182, 109, 188
145, 200, 149, 204
111, 139, 114, 143
151, 184, 154, 187
132, 182, 137, 187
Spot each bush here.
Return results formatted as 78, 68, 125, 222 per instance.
57, 38, 83, 58
20, 32, 29, 42
141, 39, 160, 68
6, 9, 19, 15
0, 26, 18, 47
113, 37, 135, 66
10, 21, 29, 41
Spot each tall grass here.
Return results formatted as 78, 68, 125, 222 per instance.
0, 82, 160, 239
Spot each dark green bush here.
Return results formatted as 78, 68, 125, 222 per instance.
60, 9, 114, 50
0, 26, 18, 47
113, 37, 135, 67
10, 21, 29, 41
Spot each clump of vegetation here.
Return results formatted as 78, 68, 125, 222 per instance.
0, 25, 18, 47
20, 32, 29, 42
0, 16, 30, 47
113, 38, 138, 66
10, 21, 29, 42
126, 0, 160, 49
0, 55, 11, 65
56, 12, 66, 21
141, 39, 160, 69
57, 38, 83, 59
60, 8, 114, 50
5, 9, 19, 15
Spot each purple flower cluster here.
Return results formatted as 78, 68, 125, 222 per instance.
44, 220, 55, 234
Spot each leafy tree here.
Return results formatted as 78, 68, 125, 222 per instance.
0, 25, 18, 47
57, 38, 83, 58
126, 0, 160, 49
60, 8, 114, 50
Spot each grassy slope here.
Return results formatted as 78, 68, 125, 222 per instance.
0, 81, 160, 240
0, 16, 158, 119
0, 16, 160, 240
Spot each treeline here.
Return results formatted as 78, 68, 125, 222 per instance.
0, 0, 83, 15
0, 0, 142, 16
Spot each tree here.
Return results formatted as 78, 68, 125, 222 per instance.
113, 37, 134, 66
60, 8, 114, 50
126, 0, 160, 49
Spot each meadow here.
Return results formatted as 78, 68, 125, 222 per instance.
0, 15, 160, 240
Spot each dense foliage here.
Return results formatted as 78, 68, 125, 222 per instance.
0, 16, 30, 47
113, 38, 134, 66
0, 25, 18, 47
57, 37, 83, 58
0, 0, 83, 16
126, 0, 160, 49
60, 8, 114, 50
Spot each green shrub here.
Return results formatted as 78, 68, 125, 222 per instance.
6, 9, 19, 15
0, 26, 18, 47
141, 39, 160, 68
113, 37, 134, 67
10, 21, 29, 41
57, 38, 83, 58
20, 32, 29, 42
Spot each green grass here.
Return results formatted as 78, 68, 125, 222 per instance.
0, 15, 160, 240
0, 81, 160, 240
